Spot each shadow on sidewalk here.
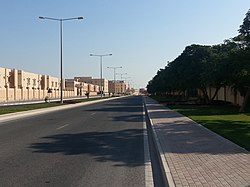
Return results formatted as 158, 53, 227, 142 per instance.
152, 118, 249, 155
145, 97, 249, 155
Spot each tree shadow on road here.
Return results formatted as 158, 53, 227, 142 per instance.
29, 129, 146, 167
85, 96, 143, 113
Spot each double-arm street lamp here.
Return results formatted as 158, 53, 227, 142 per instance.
124, 76, 131, 83
107, 66, 122, 94
39, 16, 83, 104
116, 73, 127, 81
90, 54, 112, 97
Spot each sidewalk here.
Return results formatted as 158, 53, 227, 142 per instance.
144, 97, 250, 187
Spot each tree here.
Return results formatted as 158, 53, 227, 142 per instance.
170, 44, 221, 103
147, 68, 167, 95
147, 44, 228, 103
238, 9, 250, 47
233, 9, 250, 112
147, 9, 250, 110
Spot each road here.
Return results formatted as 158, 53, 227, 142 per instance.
0, 96, 151, 187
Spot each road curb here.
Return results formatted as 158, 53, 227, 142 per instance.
143, 96, 175, 187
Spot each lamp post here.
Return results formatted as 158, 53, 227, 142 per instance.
107, 66, 122, 94
39, 16, 83, 104
90, 54, 112, 98
124, 76, 131, 93
116, 73, 127, 81
124, 76, 131, 83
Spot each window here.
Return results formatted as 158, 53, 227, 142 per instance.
33, 79, 36, 86
27, 78, 30, 85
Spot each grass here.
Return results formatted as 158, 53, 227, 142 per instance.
150, 95, 181, 103
168, 104, 250, 151
0, 97, 110, 115
0, 103, 61, 115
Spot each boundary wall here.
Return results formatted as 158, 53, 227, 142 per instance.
0, 67, 100, 102
198, 87, 244, 106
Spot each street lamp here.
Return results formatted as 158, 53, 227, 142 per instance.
90, 53, 112, 97
116, 73, 127, 81
124, 76, 131, 83
39, 16, 83, 104
107, 66, 122, 94
124, 76, 131, 93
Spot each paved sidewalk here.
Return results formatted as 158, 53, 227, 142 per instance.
144, 97, 250, 187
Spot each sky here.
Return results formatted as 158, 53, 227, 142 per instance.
0, 1, 249, 89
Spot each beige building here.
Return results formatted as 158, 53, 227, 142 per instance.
0, 67, 101, 102
0, 67, 75, 102
74, 77, 109, 94
65, 79, 99, 97
108, 80, 127, 94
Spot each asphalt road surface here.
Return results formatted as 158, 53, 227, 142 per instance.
0, 96, 150, 187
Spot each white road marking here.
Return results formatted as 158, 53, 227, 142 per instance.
57, 124, 70, 130
91, 112, 96, 115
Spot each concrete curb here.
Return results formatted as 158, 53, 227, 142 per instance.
0, 96, 123, 123
143, 104, 154, 187
143, 96, 176, 187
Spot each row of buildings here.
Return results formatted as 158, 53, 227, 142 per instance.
0, 67, 133, 102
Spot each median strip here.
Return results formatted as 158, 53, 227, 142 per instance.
0, 96, 126, 123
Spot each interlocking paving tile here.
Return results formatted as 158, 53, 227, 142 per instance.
145, 97, 250, 187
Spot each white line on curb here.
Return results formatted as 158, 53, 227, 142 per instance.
143, 104, 154, 187
144, 97, 176, 187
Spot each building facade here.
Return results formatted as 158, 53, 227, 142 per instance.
108, 80, 127, 94
0, 67, 102, 102
74, 77, 109, 94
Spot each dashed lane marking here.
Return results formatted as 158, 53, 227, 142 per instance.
57, 124, 70, 130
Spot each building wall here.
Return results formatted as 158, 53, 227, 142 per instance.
74, 77, 92, 82
116, 81, 126, 94
102, 79, 109, 93
108, 81, 115, 93
74, 77, 108, 93
203, 86, 244, 106
19, 70, 42, 90
108, 80, 126, 94
94, 85, 100, 92
0, 67, 76, 102
88, 84, 95, 92
0, 67, 104, 102
0, 68, 7, 89
65, 79, 100, 97
82, 83, 89, 92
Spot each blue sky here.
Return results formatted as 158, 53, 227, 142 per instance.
0, 1, 249, 88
